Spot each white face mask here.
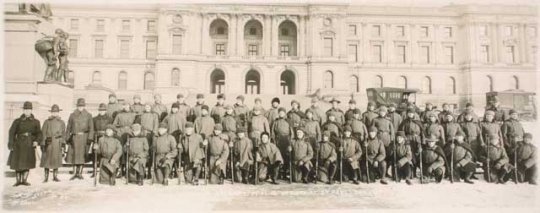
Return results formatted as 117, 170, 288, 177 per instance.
158, 129, 167, 135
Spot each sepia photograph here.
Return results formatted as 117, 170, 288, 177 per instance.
1, 0, 539, 212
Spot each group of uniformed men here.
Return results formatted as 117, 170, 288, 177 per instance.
7, 93, 537, 187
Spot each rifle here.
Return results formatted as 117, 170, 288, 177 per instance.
365, 143, 369, 185
204, 144, 209, 185
230, 139, 234, 185
151, 148, 156, 185
289, 147, 293, 184
254, 143, 259, 185
125, 134, 130, 185
94, 132, 98, 187
486, 143, 491, 183
419, 147, 424, 184
315, 142, 319, 184
514, 146, 518, 184
450, 143, 454, 184
177, 150, 181, 185
339, 136, 343, 185
393, 139, 398, 182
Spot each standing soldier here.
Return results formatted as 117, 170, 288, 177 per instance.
479, 134, 514, 184
8, 101, 42, 187
138, 102, 159, 179
113, 102, 136, 177
438, 103, 453, 122
153, 123, 177, 186
326, 98, 345, 126
361, 126, 388, 184
93, 124, 122, 186
388, 131, 414, 185
106, 94, 122, 121
175, 94, 191, 120
249, 97, 266, 121
341, 126, 363, 184
317, 131, 338, 184
289, 128, 314, 183
163, 103, 187, 142
349, 109, 368, 143
266, 97, 281, 128
189, 94, 205, 122
233, 95, 249, 128
194, 105, 215, 138
40, 104, 66, 183
398, 108, 425, 176
386, 103, 402, 136
420, 102, 435, 124
480, 111, 504, 148
306, 97, 327, 126
287, 100, 305, 132
152, 94, 168, 123
345, 99, 360, 123
127, 124, 149, 186
400, 103, 420, 121
362, 102, 378, 127
445, 132, 476, 184
207, 124, 230, 184
501, 109, 524, 159
372, 106, 395, 149
256, 132, 283, 184
66, 98, 94, 181
211, 94, 227, 124
303, 109, 322, 149
92, 103, 112, 178
513, 133, 537, 185
272, 107, 294, 179
460, 112, 484, 160
322, 113, 343, 143
132, 94, 145, 116
442, 114, 463, 144
178, 122, 205, 185
486, 97, 509, 123
421, 135, 448, 183
222, 105, 238, 145
249, 106, 270, 147
424, 112, 445, 147
233, 127, 253, 184
457, 103, 480, 123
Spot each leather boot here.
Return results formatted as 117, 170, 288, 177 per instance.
70, 166, 78, 180
13, 172, 21, 187
21, 170, 31, 186
53, 169, 61, 182
77, 166, 84, 180
43, 169, 50, 183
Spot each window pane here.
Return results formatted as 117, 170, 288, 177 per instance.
446, 77, 456, 94
171, 69, 180, 86
147, 20, 156, 31
444, 46, 454, 64
421, 46, 430, 63
506, 46, 515, 63
118, 72, 127, 90
396, 45, 406, 63
444, 27, 452, 37
396, 26, 405, 36
216, 43, 226, 55
420, 26, 428, 37
95, 40, 104, 58
280, 45, 290, 57
372, 25, 381, 37
248, 44, 258, 56
324, 38, 333, 57
480, 45, 490, 62
374, 76, 383, 88
144, 73, 155, 90
146, 40, 157, 59
69, 39, 78, 58
372, 45, 382, 63
120, 40, 130, 58
505, 26, 513, 36
350, 76, 359, 92
422, 77, 431, 94
122, 20, 130, 31
349, 25, 356, 36
479, 25, 488, 36
96, 19, 105, 32
324, 71, 333, 89
397, 76, 407, 88
172, 35, 182, 54
92, 71, 101, 84
70, 19, 79, 30
348, 44, 357, 62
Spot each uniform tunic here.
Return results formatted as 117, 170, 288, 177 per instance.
152, 103, 168, 123
386, 112, 403, 135
326, 108, 345, 126
233, 104, 249, 128
400, 111, 421, 121
485, 106, 509, 123
457, 109, 480, 123
265, 107, 280, 128
127, 133, 149, 181
306, 106, 327, 126
139, 112, 159, 135
317, 141, 337, 182
178, 133, 205, 182
424, 122, 445, 147
234, 137, 253, 170
272, 118, 294, 159
94, 114, 113, 135
194, 115, 215, 138
207, 133, 230, 184
221, 115, 238, 143
132, 103, 145, 116
304, 119, 322, 145
398, 119, 424, 161
210, 104, 226, 123
287, 109, 305, 129
113, 110, 136, 141
363, 137, 386, 163
345, 108, 360, 123
175, 102, 191, 120
388, 143, 413, 169
514, 142, 537, 183
249, 114, 270, 140
438, 110, 453, 123
40, 116, 66, 169
163, 112, 187, 137
478, 144, 512, 182
290, 137, 314, 181
66, 109, 94, 164
154, 133, 177, 169
442, 122, 463, 143
445, 142, 475, 180
420, 109, 436, 124
96, 136, 122, 185
460, 121, 484, 156
349, 118, 368, 143
106, 102, 122, 121
190, 103, 204, 122
372, 117, 394, 147
422, 146, 446, 176
501, 118, 524, 150
8, 114, 42, 170
362, 110, 378, 127
479, 121, 503, 147
322, 121, 342, 139
249, 105, 266, 122
257, 142, 283, 179
341, 137, 362, 169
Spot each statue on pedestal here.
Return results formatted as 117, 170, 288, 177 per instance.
35, 29, 70, 83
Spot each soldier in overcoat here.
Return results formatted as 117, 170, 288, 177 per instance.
40, 104, 66, 183
316, 131, 338, 184
256, 132, 283, 185
92, 103, 113, 178
178, 122, 206, 185
153, 123, 177, 185
289, 128, 314, 183
512, 133, 537, 184
66, 98, 94, 180
341, 126, 363, 184
93, 124, 122, 186
207, 124, 230, 184
127, 124, 149, 185
361, 126, 388, 184
233, 127, 253, 183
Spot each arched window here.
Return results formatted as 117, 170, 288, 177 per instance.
486, 76, 493, 92
350, 75, 359, 92
244, 20, 263, 56
245, 70, 260, 94
323, 71, 334, 89
92, 71, 101, 84
397, 76, 407, 88
373, 75, 383, 88
446, 77, 456, 94
171, 68, 180, 87
422, 76, 432, 94
280, 70, 296, 94
210, 69, 225, 94
210, 19, 229, 56
278, 20, 298, 56
511, 76, 519, 89
144, 72, 155, 90
118, 71, 127, 90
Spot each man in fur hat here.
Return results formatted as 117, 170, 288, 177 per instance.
194, 105, 215, 138
211, 94, 227, 124
265, 97, 281, 128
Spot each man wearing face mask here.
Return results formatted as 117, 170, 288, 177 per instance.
189, 94, 206, 122
289, 128, 314, 184
460, 112, 484, 161
8, 101, 42, 187
306, 97, 326, 126
345, 99, 360, 124
424, 112, 445, 147
234, 95, 249, 128
178, 122, 206, 185
288, 100, 306, 133
266, 97, 281, 128
361, 126, 387, 184
153, 123, 177, 186
132, 94, 145, 116
66, 98, 94, 181
480, 111, 504, 148
420, 102, 435, 124
386, 103, 402, 136
175, 93, 191, 121
92, 103, 113, 178
457, 103, 480, 123
317, 131, 338, 184
93, 124, 122, 186
233, 127, 253, 184
326, 98, 345, 126
211, 94, 227, 124
207, 124, 230, 184
40, 104, 66, 183
398, 108, 425, 176
152, 94, 168, 123
362, 102, 378, 127
113, 102, 136, 178
438, 103, 453, 123
222, 105, 238, 145
445, 131, 476, 184
372, 106, 395, 149
388, 131, 413, 185
501, 109, 524, 159
272, 107, 294, 180
512, 133, 537, 185
485, 97, 509, 123
340, 126, 363, 184
256, 132, 283, 185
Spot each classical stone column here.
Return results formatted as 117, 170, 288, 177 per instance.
298, 15, 304, 56
263, 14, 271, 56
229, 14, 237, 55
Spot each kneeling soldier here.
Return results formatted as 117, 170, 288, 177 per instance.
234, 127, 253, 184
361, 126, 387, 184
479, 134, 514, 184
207, 124, 230, 184
445, 131, 476, 184
341, 126, 363, 184
290, 127, 314, 183
127, 124, 149, 186
422, 135, 448, 183
179, 122, 206, 185
93, 124, 122, 186
153, 123, 177, 186
256, 132, 283, 184
317, 131, 338, 184
389, 131, 413, 185
513, 133, 537, 185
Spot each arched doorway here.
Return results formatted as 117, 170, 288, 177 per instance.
245, 70, 260, 94
280, 70, 295, 95
210, 69, 225, 94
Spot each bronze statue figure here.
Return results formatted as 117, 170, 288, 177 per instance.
35, 29, 69, 83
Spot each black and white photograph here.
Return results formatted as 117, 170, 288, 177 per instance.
1, 0, 539, 212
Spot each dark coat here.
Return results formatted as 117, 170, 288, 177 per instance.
40, 116, 66, 169
66, 109, 94, 164
8, 114, 42, 170
96, 136, 122, 185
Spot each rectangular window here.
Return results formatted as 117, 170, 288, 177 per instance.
69, 39, 78, 57
396, 45, 406, 63
96, 19, 105, 32
94, 40, 104, 58
172, 35, 182, 54
506, 45, 515, 63
505, 26, 513, 36
530, 27, 537, 37
444, 27, 452, 37
444, 46, 454, 64
146, 40, 157, 59
70, 19, 79, 30
248, 44, 258, 56
349, 25, 357, 36
147, 20, 156, 32
348, 44, 357, 62
324, 38, 333, 57
372, 25, 381, 37
280, 45, 290, 57
216, 43, 226, 55
480, 45, 490, 63
420, 46, 430, 63
122, 20, 130, 31
372, 44, 382, 63
420, 26, 429, 37
120, 40, 130, 58
479, 25, 488, 36
396, 26, 405, 37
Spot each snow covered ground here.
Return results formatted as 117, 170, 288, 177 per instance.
2, 122, 539, 212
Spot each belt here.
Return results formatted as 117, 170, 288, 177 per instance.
19, 132, 33, 137
75, 132, 88, 135
97, 131, 106, 134
54, 135, 63, 139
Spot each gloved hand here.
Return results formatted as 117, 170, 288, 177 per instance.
427, 166, 433, 174
235, 162, 240, 168
338, 147, 343, 152
110, 159, 116, 165
202, 140, 208, 146
373, 161, 379, 168
450, 143, 455, 150
298, 161, 304, 166
93, 143, 99, 150
348, 158, 353, 163
32, 141, 38, 147
287, 146, 292, 152
215, 160, 221, 166
417, 146, 422, 153
159, 158, 166, 165
229, 142, 234, 148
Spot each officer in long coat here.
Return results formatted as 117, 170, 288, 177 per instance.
233, 127, 253, 184
349, 109, 368, 143
106, 93, 122, 121
341, 126, 363, 184
501, 109, 524, 157
256, 132, 283, 184
66, 98, 94, 181
113, 102, 136, 177
152, 94, 168, 123
480, 110, 504, 147
40, 104, 66, 183
442, 113, 463, 144
233, 95, 249, 128
479, 134, 514, 184
271, 107, 294, 179
460, 112, 484, 158
8, 101, 42, 187
138, 102, 159, 178
444, 132, 476, 184
289, 128, 314, 183
326, 98, 346, 126
388, 131, 414, 185
316, 131, 338, 184
207, 124, 230, 184
163, 103, 187, 141
306, 97, 327, 125
372, 106, 395, 148
398, 108, 425, 173
178, 122, 206, 185
513, 133, 537, 184
92, 103, 113, 178
93, 124, 122, 186
153, 123, 177, 186
362, 102, 379, 127
132, 94, 145, 116
222, 105, 238, 145
175, 93, 191, 120
361, 126, 388, 184
189, 94, 206, 122
127, 124, 149, 185
211, 94, 227, 123
194, 105, 215, 138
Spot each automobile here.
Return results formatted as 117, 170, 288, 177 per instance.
486, 89, 537, 121
366, 87, 420, 114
